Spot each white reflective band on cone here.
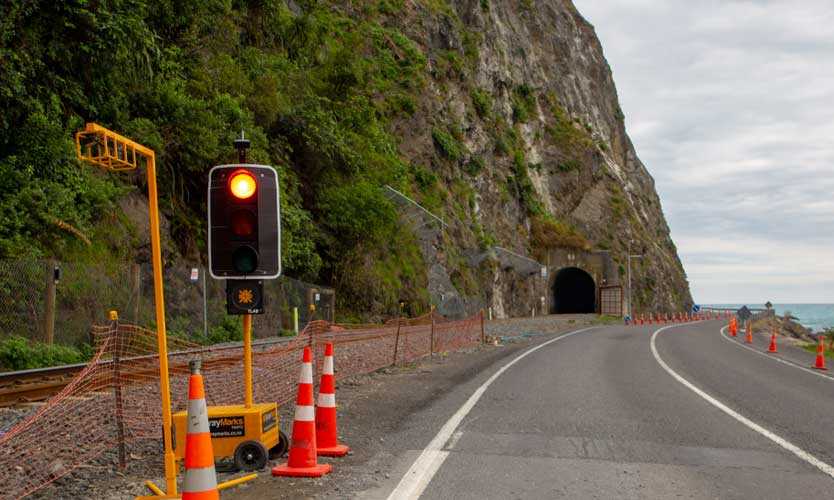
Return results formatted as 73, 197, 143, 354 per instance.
187, 399, 210, 433
299, 362, 313, 384
183, 466, 218, 492
295, 404, 315, 422
318, 393, 336, 407
323, 356, 334, 375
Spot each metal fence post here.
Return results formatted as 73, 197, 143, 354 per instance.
430, 305, 435, 356
480, 309, 486, 345
293, 307, 299, 335
392, 302, 405, 366
307, 303, 316, 349
109, 310, 127, 470
43, 259, 57, 344
201, 266, 208, 338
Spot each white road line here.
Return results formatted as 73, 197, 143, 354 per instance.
718, 326, 834, 381
386, 326, 599, 500
651, 324, 834, 479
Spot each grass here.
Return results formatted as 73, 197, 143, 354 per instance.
593, 315, 622, 325
801, 343, 834, 359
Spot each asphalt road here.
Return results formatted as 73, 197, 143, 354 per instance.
368, 320, 834, 499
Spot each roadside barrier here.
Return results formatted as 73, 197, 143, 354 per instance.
0, 311, 481, 498
315, 343, 349, 457
813, 336, 828, 371
273, 347, 331, 478
182, 360, 219, 500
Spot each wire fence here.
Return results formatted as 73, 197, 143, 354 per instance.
0, 259, 334, 349
0, 310, 483, 499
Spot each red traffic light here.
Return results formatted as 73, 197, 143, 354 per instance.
229, 170, 256, 199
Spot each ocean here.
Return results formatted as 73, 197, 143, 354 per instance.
704, 304, 834, 333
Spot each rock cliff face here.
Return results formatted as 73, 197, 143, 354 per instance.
378, 0, 692, 317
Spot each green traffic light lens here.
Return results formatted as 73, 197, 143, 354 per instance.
232, 246, 258, 273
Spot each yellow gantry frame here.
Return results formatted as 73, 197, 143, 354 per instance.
75, 123, 178, 497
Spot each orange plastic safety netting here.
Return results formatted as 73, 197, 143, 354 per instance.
0, 312, 483, 499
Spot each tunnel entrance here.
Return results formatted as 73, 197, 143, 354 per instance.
552, 267, 596, 314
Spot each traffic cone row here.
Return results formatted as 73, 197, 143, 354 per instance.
274, 343, 349, 477
629, 310, 716, 326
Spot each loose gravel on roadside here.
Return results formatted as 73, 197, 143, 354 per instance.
13, 315, 597, 499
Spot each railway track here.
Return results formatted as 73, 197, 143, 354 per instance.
0, 363, 87, 407
0, 320, 413, 408
0, 334, 315, 408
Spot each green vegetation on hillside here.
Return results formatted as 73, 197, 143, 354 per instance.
1, 0, 436, 315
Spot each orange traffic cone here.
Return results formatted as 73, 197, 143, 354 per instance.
767, 330, 778, 353
745, 322, 753, 344
730, 320, 737, 337
813, 336, 828, 370
316, 343, 349, 456
273, 347, 332, 477
183, 360, 219, 500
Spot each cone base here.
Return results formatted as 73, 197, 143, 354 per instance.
767, 349, 778, 353
272, 462, 332, 477
317, 443, 350, 457
812, 363, 828, 371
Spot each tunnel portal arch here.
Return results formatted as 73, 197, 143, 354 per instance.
551, 267, 596, 314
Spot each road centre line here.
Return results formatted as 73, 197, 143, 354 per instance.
651, 324, 834, 480
718, 326, 834, 381
386, 326, 599, 500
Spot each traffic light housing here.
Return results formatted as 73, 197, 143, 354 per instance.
208, 164, 281, 280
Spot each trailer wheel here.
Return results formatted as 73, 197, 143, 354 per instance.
269, 430, 289, 458
234, 440, 268, 471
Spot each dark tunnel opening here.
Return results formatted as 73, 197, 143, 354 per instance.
552, 267, 596, 314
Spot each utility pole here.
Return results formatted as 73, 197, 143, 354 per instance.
627, 240, 643, 319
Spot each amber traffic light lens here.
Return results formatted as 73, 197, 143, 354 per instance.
230, 209, 256, 237
229, 170, 256, 199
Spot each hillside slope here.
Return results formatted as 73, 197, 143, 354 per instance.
0, 0, 691, 320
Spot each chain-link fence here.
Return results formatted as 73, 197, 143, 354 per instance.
0, 259, 334, 348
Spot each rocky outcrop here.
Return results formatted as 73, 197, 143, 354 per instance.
386, 0, 692, 316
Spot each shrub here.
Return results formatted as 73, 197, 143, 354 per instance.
317, 181, 398, 247
471, 88, 492, 118
512, 151, 542, 215
512, 84, 536, 123
464, 156, 485, 176
530, 215, 590, 252
206, 316, 244, 345
432, 127, 464, 161
556, 159, 581, 172
0, 336, 91, 371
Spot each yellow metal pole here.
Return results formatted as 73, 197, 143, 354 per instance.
146, 153, 177, 496
243, 313, 253, 408
217, 473, 258, 491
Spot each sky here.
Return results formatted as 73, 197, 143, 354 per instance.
572, 0, 834, 304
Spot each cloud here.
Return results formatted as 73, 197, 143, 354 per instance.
573, 0, 834, 303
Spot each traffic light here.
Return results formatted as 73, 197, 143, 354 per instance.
208, 164, 281, 280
